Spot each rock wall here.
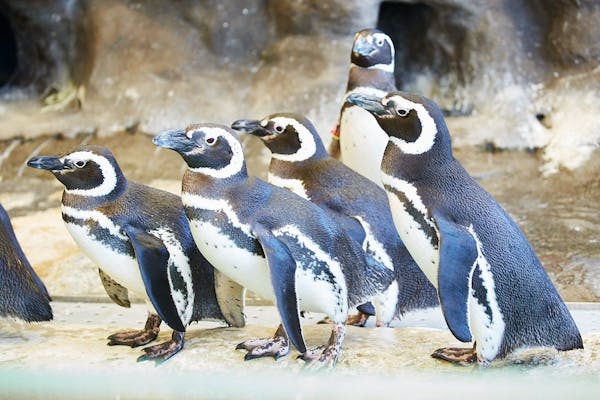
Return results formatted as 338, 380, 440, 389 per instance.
0, 0, 598, 173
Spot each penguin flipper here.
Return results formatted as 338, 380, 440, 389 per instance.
214, 270, 246, 328
122, 225, 186, 332
252, 223, 306, 354
433, 212, 478, 343
98, 269, 131, 308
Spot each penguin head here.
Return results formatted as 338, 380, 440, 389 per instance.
27, 145, 126, 197
351, 29, 395, 72
346, 91, 452, 159
231, 113, 327, 162
153, 124, 246, 178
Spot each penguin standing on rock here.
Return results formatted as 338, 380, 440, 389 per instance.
28, 145, 245, 362
329, 28, 397, 186
0, 204, 53, 322
347, 91, 583, 364
154, 124, 393, 368
232, 113, 438, 327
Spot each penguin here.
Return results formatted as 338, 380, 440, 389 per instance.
231, 113, 438, 327
153, 124, 393, 368
346, 91, 584, 364
329, 28, 397, 186
27, 145, 245, 362
0, 203, 53, 322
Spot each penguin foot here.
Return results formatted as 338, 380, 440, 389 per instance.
431, 346, 478, 365
107, 313, 161, 347
298, 323, 345, 369
317, 312, 370, 327
346, 312, 370, 327
137, 331, 184, 363
236, 324, 289, 361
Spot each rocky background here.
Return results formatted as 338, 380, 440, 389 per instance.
0, 0, 599, 302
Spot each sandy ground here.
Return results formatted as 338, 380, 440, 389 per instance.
0, 303, 599, 399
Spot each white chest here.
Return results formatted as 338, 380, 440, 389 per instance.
381, 174, 439, 288
267, 172, 310, 200
64, 222, 150, 302
339, 105, 388, 187
188, 219, 275, 302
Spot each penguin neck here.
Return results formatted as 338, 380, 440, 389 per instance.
268, 153, 323, 179
346, 65, 396, 92
381, 140, 454, 182
182, 165, 249, 199
61, 179, 128, 209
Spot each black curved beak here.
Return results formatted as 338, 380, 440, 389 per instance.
346, 93, 387, 116
231, 119, 270, 137
27, 156, 66, 171
153, 129, 189, 152
353, 37, 376, 57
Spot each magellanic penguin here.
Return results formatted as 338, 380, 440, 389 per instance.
27, 145, 245, 362
153, 124, 393, 368
329, 28, 396, 187
0, 204, 53, 322
347, 91, 584, 364
232, 113, 438, 327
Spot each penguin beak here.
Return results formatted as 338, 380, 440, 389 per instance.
353, 37, 376, 57
153, 129, 191, 153
231, 119, 270, 137
27, 156, 67, 171
346, 93, 388, 116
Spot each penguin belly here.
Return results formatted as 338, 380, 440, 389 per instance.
386, 195, 439, 287
188, 219, 275, 302
64, 222, 152, 305
339, 105, 388, 186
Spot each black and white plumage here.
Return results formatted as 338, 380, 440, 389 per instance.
329, 28, 397, 186
0, 204, 53, 322
27, 145, 244, 362
347, 91, 584, 364
232, 113, 438, 327
153, 124, 392, 368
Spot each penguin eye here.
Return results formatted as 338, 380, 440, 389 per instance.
75, 160, 87, 168
205, 136, 217, 146
397, 108, 409, 117
273, 124, 284, 133
376, 38, 384, 47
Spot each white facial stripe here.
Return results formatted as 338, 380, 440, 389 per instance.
353, 216, 394, 271
181, 193, 252, 236
385, 95, 438, 155
62, 151, 118, 197
150, 228, 194, 326
467, 225, 506, 361
187, 127, 245, 179
61, 205, 128, 240
268, 117, 317, 162
267, 172, 311, 201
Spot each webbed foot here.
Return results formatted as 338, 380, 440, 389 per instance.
236, 324, 289, 361
431, 343, 478, 365
107, 313, 161, 347
137, 331, 184, 363
298, 323, 345, 370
